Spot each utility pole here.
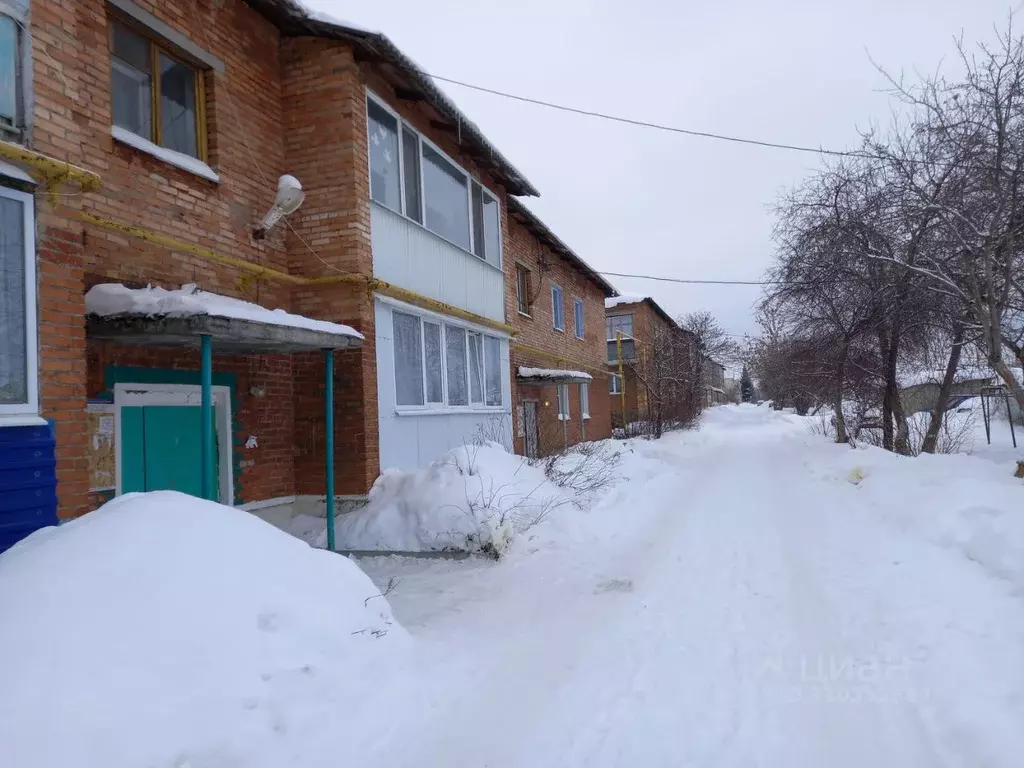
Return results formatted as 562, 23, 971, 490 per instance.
617, 331, 627, 418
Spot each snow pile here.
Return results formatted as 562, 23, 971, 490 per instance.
518, 366, 592, 381
899, 365, 996, 387
0, 492, 404, 768
86, 282, 363, 339
325, 442, 573, 555
605, 293, 647, 309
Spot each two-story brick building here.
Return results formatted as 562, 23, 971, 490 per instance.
505, 197, 615, 457
0, 0, 543, 548
605, 294, 700, 430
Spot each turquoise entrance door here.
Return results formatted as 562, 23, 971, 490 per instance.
121, 405, 220, 500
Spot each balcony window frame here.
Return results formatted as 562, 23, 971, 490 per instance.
0, 183, 39, 423
0, 0, 29, 142
366, 90, 502, 269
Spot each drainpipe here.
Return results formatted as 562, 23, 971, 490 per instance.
324, 349, 336, 552
200, 334, 214, 500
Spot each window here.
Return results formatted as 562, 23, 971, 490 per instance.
606, 314, 635, 362
609, 374, 622, 395
445, 325, 469, 406
0, 4, 24, 140
392, 311, 424, 406
573, 297, 585, 339
393, 309, 505, 410
516, 264, 531, 315
468, 331, 484, 405
484, 336, 502, 407
606, 314, 633, 340
367, 94, 502, 266
551, 285, 565, 332
109, 20, 206, 160
580, 382, 590, 419
424, 144, 471, 251
556, 384, 570, 421
0, 185, 37, 418
423, 321, 443, 403
368, 99, 401, 211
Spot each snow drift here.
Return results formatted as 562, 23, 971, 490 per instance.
325, 442, 575, 555
0, 491, 404, 768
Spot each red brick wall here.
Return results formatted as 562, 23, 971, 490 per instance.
505, 216, 612, 454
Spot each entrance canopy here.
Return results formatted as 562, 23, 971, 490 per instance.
84, 283, 360, 551
85, 283, 363, 353
517, 366, 593, 385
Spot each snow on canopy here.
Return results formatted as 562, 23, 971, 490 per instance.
604, 293, 647, 309
518, 366, 592, 381
898, 366, 997, 388
0, 491, 404, 768
85, 283, 363, 339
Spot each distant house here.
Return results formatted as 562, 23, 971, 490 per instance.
605, 295, 699, 428
899, 368, 997, 414
703, 360, 727, 406
506, 198, 616, 457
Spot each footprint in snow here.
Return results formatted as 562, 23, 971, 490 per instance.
594, 579, 634, 594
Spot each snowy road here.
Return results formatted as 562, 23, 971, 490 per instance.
347, 406, 1024, 767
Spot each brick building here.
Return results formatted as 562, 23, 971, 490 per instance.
0, 0, 546, 547
505, 198, 616, 457
605, 295, 699, 429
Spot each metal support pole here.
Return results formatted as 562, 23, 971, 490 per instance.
200, 334, 214, 500
616, 331, 626, 419
324, 349, 336, 552
1006, 392, 1017, 449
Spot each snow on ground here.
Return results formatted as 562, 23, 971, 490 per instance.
0, 492, 403, 768
5, 406, 1024, 767
316, 442, 580, 555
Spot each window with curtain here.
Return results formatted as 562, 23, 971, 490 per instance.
392, 311, 424, 406
607, 338, 636, 363
609, 374, 622, 395
0, 189, 32, 412
484, 336, 502, 407
423, 320, 443, 404
551, 285, 564, 331
580, 382, 590, 418
368, 99, 401, 211
606, 314, 633, 340
423, 144, 470, 250
109, 20, 204, 160
392, 309, 505, 410
468, 332, 484, 405
574, 297, 585, 339
445, 325, 468, 405
401, 126, 422, 223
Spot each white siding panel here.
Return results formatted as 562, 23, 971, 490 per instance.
371, 203, 505, 322
374, 300, 513, 474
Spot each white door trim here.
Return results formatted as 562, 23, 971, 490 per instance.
113, 382, 233, 505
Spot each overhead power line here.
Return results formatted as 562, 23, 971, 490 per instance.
421, 70, 873, 160
599, 270, 800, 286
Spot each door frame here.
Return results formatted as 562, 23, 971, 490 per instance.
113, 382, 234, 505
523, 399, 540, 459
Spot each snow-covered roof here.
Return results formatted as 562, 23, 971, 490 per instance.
86, 283, 363, 339
899, 367, 997, 388
605, 294, 647, 310
246, 0, 537, 196
517, 367, 592, 381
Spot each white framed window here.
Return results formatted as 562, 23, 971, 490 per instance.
551, 284, 564, 332
606, 314, 636, 362
573, 297, 585, 339
609, 374, 622, 395
0, 184, 38, 421
367, 92, 502, 267
580, 382, 590, 419
556, 383, 570, 421
392, 307, 505, 411
0, 0, 27, 141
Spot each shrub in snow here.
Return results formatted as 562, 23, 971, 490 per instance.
328, 442, 578, 556
0, 491, 404, 768
540, 440, 623, 497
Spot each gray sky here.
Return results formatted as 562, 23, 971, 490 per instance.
309, 0, 1019, 338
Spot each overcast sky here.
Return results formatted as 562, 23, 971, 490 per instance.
309, 0, 1020, 339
